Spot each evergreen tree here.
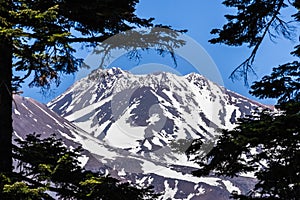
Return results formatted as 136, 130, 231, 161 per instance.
209, 0, 299, 84
0, 133, 158, 199
0, 0, 184, 174
187, 1, 300, 199
187, 65, 300, 199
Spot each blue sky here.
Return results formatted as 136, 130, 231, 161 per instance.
21, 1, 297, 105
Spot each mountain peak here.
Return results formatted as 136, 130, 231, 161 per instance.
86, 67, 128, 81
48, 67, 269, 159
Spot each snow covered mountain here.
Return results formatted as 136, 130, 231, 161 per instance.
13, 67, 269, 199
48, 67, 267, 159
13, 94, 257, 200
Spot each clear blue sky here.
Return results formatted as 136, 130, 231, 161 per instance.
21, 1, 297, 105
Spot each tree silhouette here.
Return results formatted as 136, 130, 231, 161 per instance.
210, 0, 299, 84
187, 1, 300, 199
0, 133, 158, 199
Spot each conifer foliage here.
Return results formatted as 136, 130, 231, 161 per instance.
210, 0, 299, 84
187, 1, 300, 199
0, 133, 158, 200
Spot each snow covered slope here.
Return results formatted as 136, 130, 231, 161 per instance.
13, 94, 257, 199
45, 67, 268, 199
48, 67, 267, 158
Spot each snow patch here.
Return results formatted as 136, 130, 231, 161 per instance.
14, 109, 21, 116
78, 155, 89, 168
222, 180, 241, 194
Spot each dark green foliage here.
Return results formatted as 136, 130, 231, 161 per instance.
0, 133, 158, 200
210, 0, 292, 47
0, 176, 46, 200
14, 134, 85, 198
2, 0, 185, 91
188, 115, 300, 200
4, 0, 155, 90
250, 61, 300, 105
188, 109, 300, 199
187, 1, 300, 199
210, 0, 299, 83
187, 64, 300, 199
78, 176, 158, 200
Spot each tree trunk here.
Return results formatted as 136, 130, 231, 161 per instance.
0, 36, 13, 174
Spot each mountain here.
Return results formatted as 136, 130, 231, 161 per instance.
13, 94, 257, 200
13, 67, 269, 199
46, 67, 267, 199
13, 94, 106, 169
48, 67, 267, 158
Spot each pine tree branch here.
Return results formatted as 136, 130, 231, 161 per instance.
229, 0, 285, 85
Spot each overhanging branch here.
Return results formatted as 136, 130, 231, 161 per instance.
229, 0, 285, 85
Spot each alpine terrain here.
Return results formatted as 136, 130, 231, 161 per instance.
14, 67, 270, 199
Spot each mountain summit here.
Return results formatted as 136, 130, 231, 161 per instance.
48, 67, 266, 158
